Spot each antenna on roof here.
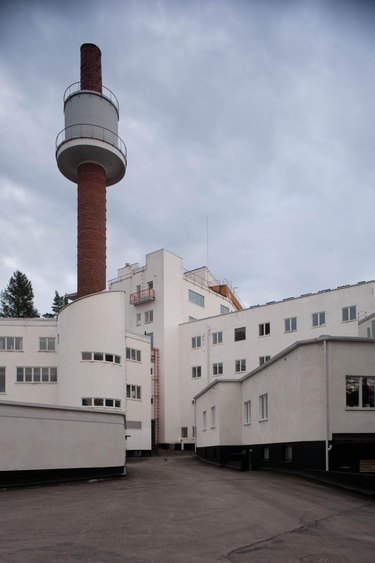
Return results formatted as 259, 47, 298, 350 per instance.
206, 215, 209, 268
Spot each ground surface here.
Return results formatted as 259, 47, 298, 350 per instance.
0, 453, 374, 562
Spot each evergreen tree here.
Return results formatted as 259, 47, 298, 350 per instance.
0, 271, 39, 318
51, 291, 69, 315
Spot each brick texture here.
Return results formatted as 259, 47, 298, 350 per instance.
77, 163, 106, 297
80, 43, 102, 92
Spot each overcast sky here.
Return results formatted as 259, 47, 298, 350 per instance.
1, 0, 375, 315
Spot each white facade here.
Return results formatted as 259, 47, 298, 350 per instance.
0, 291, 152, 456
108, 248, 240, 444
194, 336, 375, 472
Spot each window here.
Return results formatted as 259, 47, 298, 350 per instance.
192, 426, 196, 438
284, 445, 293, 462
312, 311, 325, 327
346, 376, 375, 408
82, 351, 122, 364
192, 366, 202, 378
259, 393, 268, 420
220, 305, 229, 314
234, 327, 246, 341
284, 317, 297, 332
202, 410, 207, 430
0, 367, 5, 393
126, 347, 141, 362
181, 427, 188, 438
192, 336, 202, 349
343, 305, 356, 322
0, 337, 22, 351
212, 362, 223, 376
212, 331, 223, 345
39, 337, 56, 351
235, 359, 246, 373
82, 397, 92, 406
211, 406, 216, 428
136, 284, 141, 293
189, 289, 205, 307
16, 367, 57, 383
188, 316, 197, 322
259, 356, 271, 366
127, 420, 142, 429
148, 281, 153, 289
146, 332, 154, 348
259, 323, 270, 336
127, 384, 141, 400
81, 397, 122, 408
144, 310, 153, 323
262, 447, 270, 461
136, 313, 141, 326
244, 400, 251, 424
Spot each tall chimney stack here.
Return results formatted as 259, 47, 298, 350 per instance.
56, 44, 127, 298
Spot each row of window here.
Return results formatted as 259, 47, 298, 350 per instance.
16, 366, 57, 383
81, 351, 121, 364
126, 347, 142, 362
191, 306, 358, 349
0, 337, 56, 352
180, 426, 196, 438
202, 406, 216, 430
243, 394, 268, 424
193, 359, 249, 379
136, 310, 153, 325
82, 397, 121, 408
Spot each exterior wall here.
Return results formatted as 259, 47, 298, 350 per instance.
0, 401, 125, 472
57, 291, 126, 409
125, 332, 152, 452
109, 248, 238, 444
358, 312, 375, 338
180, 281, 375, 443
0, 318, 58, 405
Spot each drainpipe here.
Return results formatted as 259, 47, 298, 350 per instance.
324, 339, 330, 472
193, 399, 197, 453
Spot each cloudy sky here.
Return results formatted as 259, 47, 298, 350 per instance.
1, 0, 375, 315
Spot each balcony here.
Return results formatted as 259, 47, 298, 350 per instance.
129, 288, 155, 305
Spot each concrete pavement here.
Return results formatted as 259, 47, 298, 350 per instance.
0, 453, 374, 562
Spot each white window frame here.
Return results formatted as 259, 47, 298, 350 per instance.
259, 323, 270, 336
342, 305, 357, 322
284, 317, 297, 332
211, 406, 216, 428
0, 336, 23, 351
126, 347, 141, 362
181, 426, 188, 438
136, 313, 141, 326
126, 384, 142, 400
202, 410, 207, 431
235, 359, 246, 373
144, 310, 153, 323
346, 375, 375, 408
189, 289, 205, 307
259, 393, 268, 421
192, 365, 202, 379
39, 337, 56, 351
212, 362, 223, 376
192, 336, 202, 349
259, 355, 271, 366
244, 400, 251, 425
312, 311, 325, 327
16, 366, 57, 383
212, 331, 223, 345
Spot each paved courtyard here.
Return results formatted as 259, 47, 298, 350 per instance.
0, 453, 374, 562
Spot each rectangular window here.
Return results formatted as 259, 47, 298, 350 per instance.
0, 337, 23, 351
144, 310, 153, 323
244, 400, 251, 424
82, 352, 92, 360
220, 305, 229, 314
93, 352, 103, 361
284, 317, 297, 332
16, 367, 57, 383
181, 427, 188, 438
212, 362, 223, 376
136, 313, 141, 326
192, 426, 196, 438
259, 393, 268, 420
94, 398, 104, 406
126, 384, 142, 400
202, 410, 207, 430
259, 323, 270, 336
212, 331, 223, 345
192, 366, 202, 378
346, 376, 375, 408
211, 406, 216, 428
192, 336, 202, 349
126, 347, 141, 362
82, 398, 92, 406
0, 367, 5, 393
39, 337, 56, 351
259, 356, 271, 366
342, 305, 357, 322
189, 289, 205, 307
284, 445, 293, 462
235, 359, 246, 373
262, 446, 270, 461
234, 327, 246, 341
148, 281, 153, 289
312, 311, 325, 327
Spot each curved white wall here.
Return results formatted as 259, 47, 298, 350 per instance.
57, 292, 126, 408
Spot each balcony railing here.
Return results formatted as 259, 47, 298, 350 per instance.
63, 81, 120, 112
56, 123, 127, 161
129, 288, 155, 305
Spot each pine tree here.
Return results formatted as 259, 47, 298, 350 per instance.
51, 291, 69, 315
0, 271, 39, 318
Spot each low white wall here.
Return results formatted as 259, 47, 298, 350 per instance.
0, 401, 125, 471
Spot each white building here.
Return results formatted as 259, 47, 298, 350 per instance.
194, 335, 375, 473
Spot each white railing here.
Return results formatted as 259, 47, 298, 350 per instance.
56, 123, 127, 160
63, 82, 120, 112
